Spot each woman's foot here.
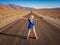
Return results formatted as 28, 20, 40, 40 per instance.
36, 37, 38, 39
27, 37, 29, 40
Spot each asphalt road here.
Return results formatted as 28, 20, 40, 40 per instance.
0, 14, 60, 45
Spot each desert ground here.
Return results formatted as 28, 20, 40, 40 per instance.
0, 9, 30, 29
33, 9, 60, 19
0, 9, 60, 45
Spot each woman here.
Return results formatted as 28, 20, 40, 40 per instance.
20, 15, 38, 39
27, 15, 38, 39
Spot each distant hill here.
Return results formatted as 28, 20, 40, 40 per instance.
0, 4, 35, 10
38, 8, 60, 10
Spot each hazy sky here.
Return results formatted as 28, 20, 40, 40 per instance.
0, 0, 60, 9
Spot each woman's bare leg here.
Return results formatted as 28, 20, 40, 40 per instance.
27, 29, 31, 39
33, 26, 38, 39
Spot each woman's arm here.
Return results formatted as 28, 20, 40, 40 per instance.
35, 19, 37, 20
20, 16, 27, 20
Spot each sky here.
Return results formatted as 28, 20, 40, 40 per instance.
0, 0, 60, 9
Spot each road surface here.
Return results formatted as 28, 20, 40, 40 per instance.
0, 14, 60, 45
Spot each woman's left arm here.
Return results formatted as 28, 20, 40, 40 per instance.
20, 17, 27, 20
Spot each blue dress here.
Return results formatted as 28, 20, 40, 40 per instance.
28, 19, 35, 29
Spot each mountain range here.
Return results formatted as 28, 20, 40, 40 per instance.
0, 4, 35, 10
0, 4, 60, 10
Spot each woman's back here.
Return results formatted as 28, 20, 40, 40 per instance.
28, 15, 35, 29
